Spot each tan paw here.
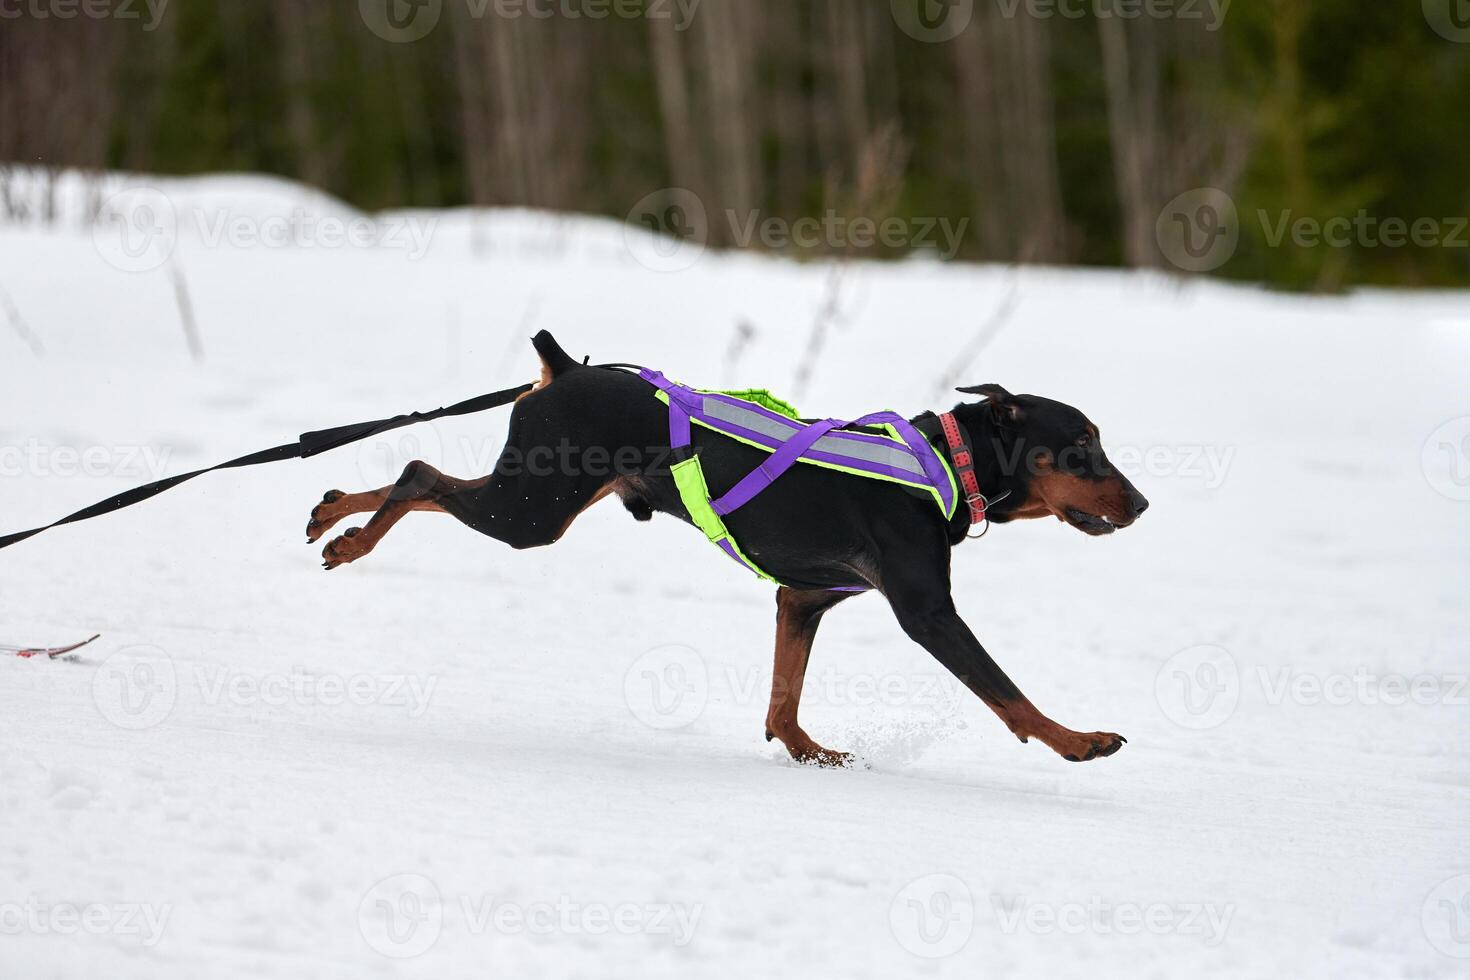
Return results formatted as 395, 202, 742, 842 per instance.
321, 527, 370, 570
306, 490, 347, 543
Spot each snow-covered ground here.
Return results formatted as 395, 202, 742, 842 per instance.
1, 173, 1467, 978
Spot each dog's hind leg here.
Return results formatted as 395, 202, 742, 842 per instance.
319, 461, 486, 570
765, 587, 855, 767
307, 487, 398, 543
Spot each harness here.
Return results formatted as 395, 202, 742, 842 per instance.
638, 369, 995, 590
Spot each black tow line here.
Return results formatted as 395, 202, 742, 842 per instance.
0, 381, 535, 553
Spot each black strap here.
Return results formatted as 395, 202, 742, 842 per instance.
0, 381, 535, 552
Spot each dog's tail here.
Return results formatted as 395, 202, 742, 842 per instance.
531, 330, 582, 382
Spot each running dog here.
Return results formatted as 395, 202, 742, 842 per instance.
306, 331, 1149, 767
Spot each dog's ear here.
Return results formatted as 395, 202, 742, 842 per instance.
958, 384, 1022, 425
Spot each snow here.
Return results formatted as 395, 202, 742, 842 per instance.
1, 172, 1467, 978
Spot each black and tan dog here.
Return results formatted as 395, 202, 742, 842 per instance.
307, 331, 1148, 767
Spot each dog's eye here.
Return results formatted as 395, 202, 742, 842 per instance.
1076, 434, 1093, 449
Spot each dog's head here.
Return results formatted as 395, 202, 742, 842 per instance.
952, 384, 1149, 536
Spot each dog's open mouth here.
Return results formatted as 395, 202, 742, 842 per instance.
1065, 508, 1123, 536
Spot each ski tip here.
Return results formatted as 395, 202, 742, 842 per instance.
8, 633, 102, 660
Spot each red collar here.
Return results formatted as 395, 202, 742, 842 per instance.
938, 412, 990, 525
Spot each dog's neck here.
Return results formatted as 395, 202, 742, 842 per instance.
918, 404, 1030, 531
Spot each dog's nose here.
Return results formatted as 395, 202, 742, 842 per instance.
1128, 490, 1150, 518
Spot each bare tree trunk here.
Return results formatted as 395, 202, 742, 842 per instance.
955, 9, 1067, 262
452, 7, 495, 205
698, 0, 759, 225
275, 0, 329, 189
827, 0, 870, 169
648, 14, 704, 196
1097, 11, 1161, 267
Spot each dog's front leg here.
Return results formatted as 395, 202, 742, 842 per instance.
883, 577, 1126, 763
765, 588, 854, 767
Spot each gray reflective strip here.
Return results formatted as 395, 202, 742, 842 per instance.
699, 396, 929, 481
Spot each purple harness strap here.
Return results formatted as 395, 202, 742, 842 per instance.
711, 418, 841, 516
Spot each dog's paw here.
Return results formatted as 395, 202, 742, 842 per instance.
1058, 731, 1127, 763
793, 746, 854, 769
306, 490, 346, 543
321, 527, 367, 570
